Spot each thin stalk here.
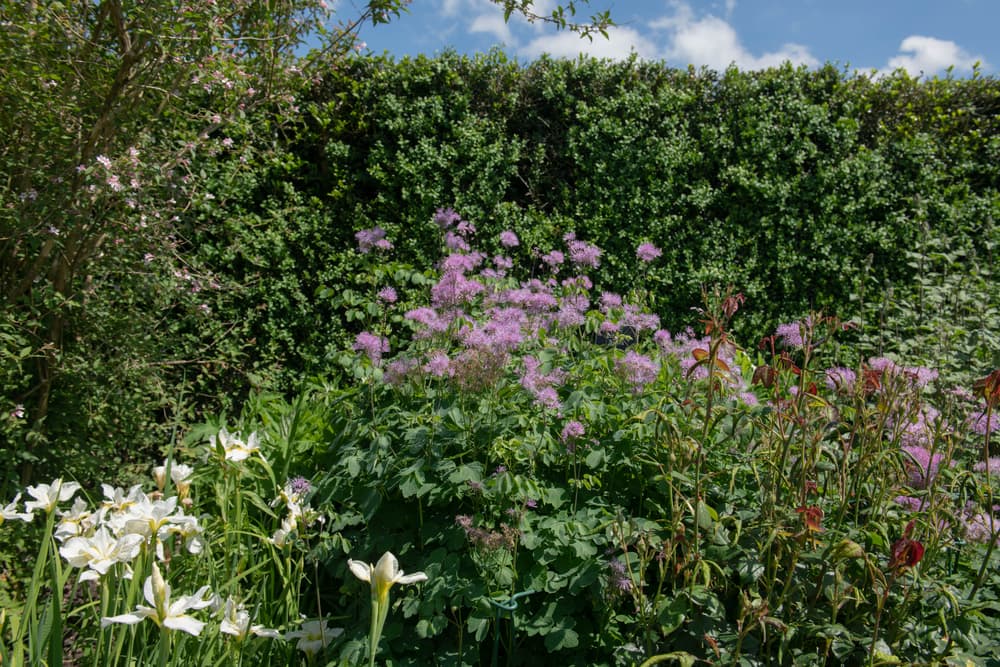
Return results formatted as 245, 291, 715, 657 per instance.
971, 400, 996, 597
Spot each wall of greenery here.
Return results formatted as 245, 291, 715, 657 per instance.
204, 51, 998, 383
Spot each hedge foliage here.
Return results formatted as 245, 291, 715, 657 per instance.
202, 51, 998, 385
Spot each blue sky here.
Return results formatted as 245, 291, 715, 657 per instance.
347, 0, 996, 76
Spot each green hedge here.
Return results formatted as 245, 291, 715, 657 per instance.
196, 52, 997, 383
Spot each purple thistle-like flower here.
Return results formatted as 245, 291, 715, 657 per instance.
567, 238, 602, 269
636, 242, 662, 262
774, 319, 808, 348
541, 250, 565, 269
600, 292, 623, 312
499, 230, 519, 248
353, 331, 390, 365
561, 420, 585, 442
434, 207, 461, 229
901, 445, 947, 489
968, 410, 1000, 435
615, 351, 660, 392
825, 367, 857, 392
288, 476, 312, 496
377, 287, 397, 304
355, 226, 392, 254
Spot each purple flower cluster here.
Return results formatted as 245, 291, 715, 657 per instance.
355, 226, 392, 253
615, 351, 660, 393
499, 230, 519, 248
521, 356, 567, 411
824, 367, 857, 392
455, 515, 519, 551
967, 409, 1000, 435
353, 331, 389, 366
774, 319, 809, 349
636, 242, 662, 263
901, 444, 948, 489
377, 287, 397, 304
566, 237, 602, 269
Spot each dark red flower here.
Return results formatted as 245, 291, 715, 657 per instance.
889, 521, 924, 570
796, 505, 824, 533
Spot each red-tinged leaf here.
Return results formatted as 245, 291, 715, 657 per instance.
692, 348, 709, 361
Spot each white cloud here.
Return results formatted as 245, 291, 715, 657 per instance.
653, 3, 817, 71
469, 12, 515, 44
519, 25, 656, 60
883, 35, 986, 76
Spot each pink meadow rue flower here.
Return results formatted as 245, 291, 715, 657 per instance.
636, 242, 662, 262
901, 445, 947, 489
445, 231, 470, 252
423, 351, 451, 377
615, 351, 660, 393
541, 250, 564, 269
893, 495, 927, 512
973, 458, 1000, 475
824, 367, 857, 392
355, 227, 392, 253
353, 331, 390, 366
967, 409, 1000, 435
433, 207, 461, 229
561, 421, 585, 452
431, 270, 484, 308
904, 365, 939, 388
600, 292, 622, 312
774, 319, 809, 348
499, 230, 519, 247
493, 255, 513, 271
383, 357, 420, 385
566, 238, 602, 269
377, 287, 397, 303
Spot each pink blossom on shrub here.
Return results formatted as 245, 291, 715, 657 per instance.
901, 444, 947, 489
499, 230, 519, 248
600, 292, 622, 312
353, 331, 389, 366
433, 207, 460, 229
566, 238, 601, 269
968, 410, 1000, 435
636, 242, 662, 262
377, 287, 397, 303
615, 351, 659, 392
824, 367, 856, 392
355, 226, 392, 253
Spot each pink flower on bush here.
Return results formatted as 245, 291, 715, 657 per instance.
499, 230, 519, 248
636, 242, 662, 262
901, 445, 947, 489
615, 351, 659, 393
355, 227, 392, 253
353, 332, 389, 366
